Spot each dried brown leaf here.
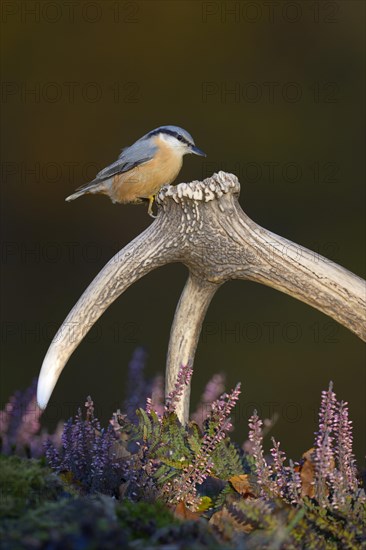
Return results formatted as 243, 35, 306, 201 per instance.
229, 474, 254, 497
299, 448, 316, 498
173, 500, 202, 520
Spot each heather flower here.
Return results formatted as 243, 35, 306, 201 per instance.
246, 382, 362, 509
314, 382, 336, 506
0, 379, 39, 455
248, 410, 276, 496
191, 373, 226, 428
331, 400, 359, 509
270, 438, 287, 498
201, 383, 241, 457
205, 383, 241, 436
0, 378, 61, 457
334, 402, 357, 487
243, 413, 278, 454
45, 398, 123, 495
286, 459, 301, 504
165, 365, 193, 413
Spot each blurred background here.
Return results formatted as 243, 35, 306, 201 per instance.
1, 1, 365, 460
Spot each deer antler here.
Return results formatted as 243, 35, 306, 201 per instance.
37, 172, 366, 422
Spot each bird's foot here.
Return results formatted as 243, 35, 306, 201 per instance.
147, 195, 157, 218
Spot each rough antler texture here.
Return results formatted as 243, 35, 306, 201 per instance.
37, 172, 366, 423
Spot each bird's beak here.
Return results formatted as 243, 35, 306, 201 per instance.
190, 146, 206, 157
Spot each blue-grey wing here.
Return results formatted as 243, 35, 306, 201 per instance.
95, 139, 157, 182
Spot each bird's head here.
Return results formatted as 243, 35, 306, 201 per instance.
147, 125, 206, 157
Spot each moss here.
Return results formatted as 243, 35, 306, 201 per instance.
116, 499, 178, 539
0, 455, 66, 519
148, 520, 223, 549
0, 484, 221, 550
0, 455, 211, 549
0, 495, 127, 549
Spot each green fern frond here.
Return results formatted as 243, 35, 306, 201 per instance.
214, 483, 236, 509
211, 440, 244, 479
227, 497, 277, 531
187, 422, 202, 455
135, 408, 152, 441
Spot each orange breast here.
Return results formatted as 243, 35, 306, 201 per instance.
111, 136, 183, 203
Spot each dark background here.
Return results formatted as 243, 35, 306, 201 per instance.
1, 1, 365, 460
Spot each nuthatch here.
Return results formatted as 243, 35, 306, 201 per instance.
65, 125, 206, 217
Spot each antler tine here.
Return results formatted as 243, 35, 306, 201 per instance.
37, 220, 177, 410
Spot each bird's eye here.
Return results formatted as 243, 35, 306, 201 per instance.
177, 135, 183, 141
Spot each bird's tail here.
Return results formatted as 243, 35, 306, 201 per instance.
65, 179, 107, 202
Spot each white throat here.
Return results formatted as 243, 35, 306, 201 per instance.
159, 133, 189, 156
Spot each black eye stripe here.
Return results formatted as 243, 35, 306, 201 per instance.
148, 128, 192, 147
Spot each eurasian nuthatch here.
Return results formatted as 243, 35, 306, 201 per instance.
65, 125, 206, 216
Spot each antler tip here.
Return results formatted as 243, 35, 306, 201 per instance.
36, 349, 61, 409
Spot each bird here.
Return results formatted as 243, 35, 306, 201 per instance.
65, 125, 206, 217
